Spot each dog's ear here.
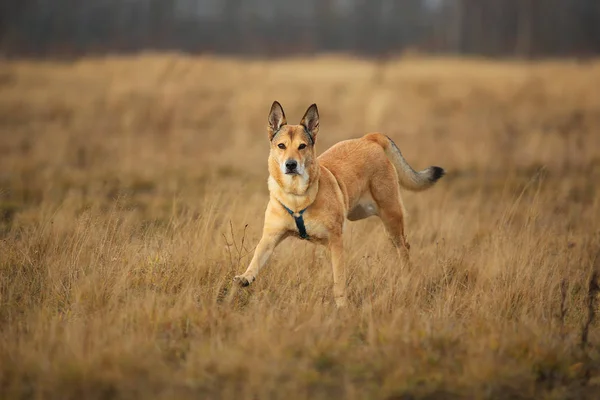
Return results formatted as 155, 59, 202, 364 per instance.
300, 103, 319, 143
268, 101, 287, 141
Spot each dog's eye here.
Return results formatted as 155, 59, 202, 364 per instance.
277, 143, 286, 149
298, 144, 307, 150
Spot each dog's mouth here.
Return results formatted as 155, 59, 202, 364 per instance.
285, 170, 299, 175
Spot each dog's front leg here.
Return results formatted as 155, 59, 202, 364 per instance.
329, 235, 347, 308
234, 228, 284, 287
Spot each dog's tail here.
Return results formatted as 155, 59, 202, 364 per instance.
373, 133, 445, 192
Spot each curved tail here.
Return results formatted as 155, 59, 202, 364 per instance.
382, 135, 445, 192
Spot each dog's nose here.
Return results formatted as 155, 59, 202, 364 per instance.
285, 160, 297, 171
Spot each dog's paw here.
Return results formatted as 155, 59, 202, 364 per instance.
233, 275, 251, 287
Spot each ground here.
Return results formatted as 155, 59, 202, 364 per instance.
0, 54, 599, 399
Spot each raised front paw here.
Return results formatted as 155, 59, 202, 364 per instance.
233, 275, 252, 287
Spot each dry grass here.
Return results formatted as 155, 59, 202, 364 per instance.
1, 53, 600, 399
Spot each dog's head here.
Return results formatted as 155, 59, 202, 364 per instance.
267, 101, 320, 193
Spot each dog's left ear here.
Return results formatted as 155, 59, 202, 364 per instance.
300, 104, 319, 143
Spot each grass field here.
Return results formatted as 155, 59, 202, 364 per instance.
1, 53, 599, 399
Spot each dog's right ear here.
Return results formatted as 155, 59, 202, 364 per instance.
268, 101, 287, 141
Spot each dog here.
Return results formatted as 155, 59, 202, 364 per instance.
234, 101, 444, 307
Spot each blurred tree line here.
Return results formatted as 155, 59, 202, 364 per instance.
1, 0, 599, 58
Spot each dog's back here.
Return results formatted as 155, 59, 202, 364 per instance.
318, 133, 444, 205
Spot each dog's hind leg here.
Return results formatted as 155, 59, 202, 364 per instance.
370, 167, 411, 266
378, 205, 411, 265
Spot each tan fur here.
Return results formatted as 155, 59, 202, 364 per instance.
234, 102, 445, 307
